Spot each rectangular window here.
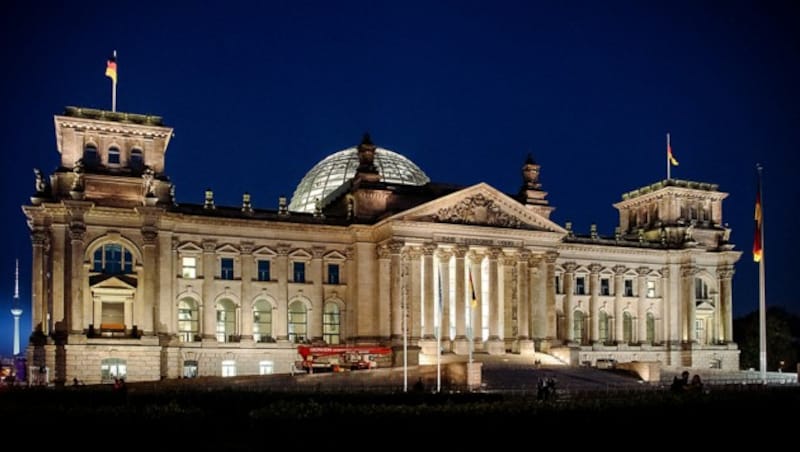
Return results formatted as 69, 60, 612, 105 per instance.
293, 262, 305, 283
182, 257, 197, 279
328, 264, 340, 284
257, 260, 271, 281
221, 360, 236, 377
555, 275, 562, 294
575, 276, 586, 295
624, 279, 634, 297
600, 278, 610, 296
93, 249, 103, 272
221, 258, 234, 280
105, 244, 122, 274
647, 280, 656, 298
259, 361, 274, 375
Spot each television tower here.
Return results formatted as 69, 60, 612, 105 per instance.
10, 259, 23, 356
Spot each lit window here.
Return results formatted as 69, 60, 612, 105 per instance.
221, 360, 236, 377
600, 278, 610, 296
178, 299, 199, 342
100, 358, 127, 383
183, 360, 198, 378
257, 260, 271, 281
323, 302, 340, 344
259, 361, 274, 375
253, 299, 272, 342
108, 146, 120, 165
293, 262, 305, 283
646, 280, 656, 298
623, 312, 633, 343
182, 257, 197, 279
216, 299, 236, 342
328, 264, 340, 284
288, 300, 307, 343
221, 258, 234, 280
624, 279, 634, 297
598, 311, 609, 343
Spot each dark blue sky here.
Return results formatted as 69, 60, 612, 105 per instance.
1, 1, 798, 355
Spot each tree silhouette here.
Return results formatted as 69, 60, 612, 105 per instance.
733, 307, 798, 371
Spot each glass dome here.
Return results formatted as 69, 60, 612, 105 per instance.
289, 147, 430, 213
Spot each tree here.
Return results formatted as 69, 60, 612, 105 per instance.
733, 307, 799, 371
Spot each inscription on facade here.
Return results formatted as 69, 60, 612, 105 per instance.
433, 234, 522, 248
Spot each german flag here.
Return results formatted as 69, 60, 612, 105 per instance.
753, 179, 763, 262
105, 53, 117, 84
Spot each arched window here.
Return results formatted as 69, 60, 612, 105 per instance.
323, 302, 341, 344
288, 300, 307, 343
92, 243, 134, 274
573, 310, 586, 344
646, 312, 655, 344
623, 311, 633, 343
100, 358, 127, 383
108, 146, 121, 165
253, 299, 273, 342
598, 310, 609, 343
178, 298, 199, 342
129, 148, 144, 172
83, 144, 99, 167
215, 299, 236, 343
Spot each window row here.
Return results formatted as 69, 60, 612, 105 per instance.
554, 275, 658, 298
83, 144, 145, 171
570, 311, 657, 344
181, 257, 341, 284
99, 358, 277, 382
178, 299, 342, 344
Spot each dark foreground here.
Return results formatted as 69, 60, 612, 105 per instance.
2, 384, 796, 447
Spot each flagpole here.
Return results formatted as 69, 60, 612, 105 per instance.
111, 50, 117, 112
402, 260, 408, 393
757, 163, 767, 383
436, 265, 442, 393
666, 133, 671, 180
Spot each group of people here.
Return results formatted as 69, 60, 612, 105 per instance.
670, 370, 704, 393
536, 377, 557, 401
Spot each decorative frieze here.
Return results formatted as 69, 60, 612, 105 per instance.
433, 193, 521, 228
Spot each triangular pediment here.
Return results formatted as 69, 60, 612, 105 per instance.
253, 246, 277, 257
324, 250, 347, 261
89, 274, 138, 290
216, 243, 240, 254
290, 249, 313, 259
385, 183, 567, 233
177, 242, 203, 253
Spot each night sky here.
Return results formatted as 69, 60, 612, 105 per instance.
1, 1, 798, 355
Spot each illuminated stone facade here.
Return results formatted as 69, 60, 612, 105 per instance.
23, 107, 740, 384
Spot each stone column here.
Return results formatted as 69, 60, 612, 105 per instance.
681, 265, 697, 343
718, 265, 734, 342
31, 230, 47, 333
637, 267, 650, 344
159, 234, 176, 336
408, 247, 422, 342
563, 262, 576, 343
389, 241, 403, 342
275, 243, 291, 341
660, 267, 670, 344
543, 251, 558, 346
613, 265, 626, 343
344, 246, 356, 342
589, 263, 601, 343
516, 250, 530, 341
310, 246, 325, 342
240, 241, 254, 342
469, 250, 483, 348
422, 243, 436, 339
437, 249, 453, 344
68, 224, 85, 335
501, 253, 516, 345
50, 225, 65, 334
377, 245, 391, 340
452, 245, 469, 354
202, 240, 217, 341
141, 228, 158, 335
487, 248, 503, 354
